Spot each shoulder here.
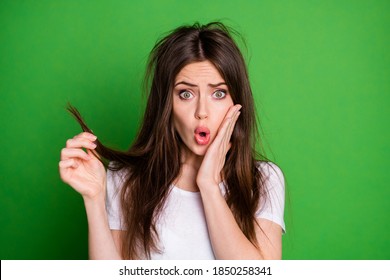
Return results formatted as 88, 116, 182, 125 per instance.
256, 161, 285, 190
106, 163, 129, 195
106, 162, 129, 230
255, 161, 286, 232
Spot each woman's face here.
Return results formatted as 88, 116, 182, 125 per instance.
172, 60, 234, 157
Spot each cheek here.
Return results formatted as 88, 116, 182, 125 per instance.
172, 107, 189, 134
172, 96, 196, 129
212, 99, 234, 125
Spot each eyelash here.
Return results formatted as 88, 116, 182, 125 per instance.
178, 89, 227, 100
212, 89, 227, 99
178, 90, 193, 100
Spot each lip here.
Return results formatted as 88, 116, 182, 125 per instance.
194, 126, 210, 145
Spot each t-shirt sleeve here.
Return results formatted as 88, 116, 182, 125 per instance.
255, 162, 286, 233
105, 168, 125, 230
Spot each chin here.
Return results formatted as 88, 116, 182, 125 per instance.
188, 145, 208, 157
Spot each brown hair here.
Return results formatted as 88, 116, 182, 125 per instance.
68, 22, 270, 259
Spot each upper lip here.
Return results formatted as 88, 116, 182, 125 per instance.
195, 126, 210, 135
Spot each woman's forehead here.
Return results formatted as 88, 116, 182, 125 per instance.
174, 61, 225, 85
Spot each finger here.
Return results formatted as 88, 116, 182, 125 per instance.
65, 138, 97, 150
223, 104, 242, 120
212, 105, 242, 148
59, 158, 79, 169
226, 110, 241, 139
73, 132, 97, 141
61, 148, 91, 161
218, 105, 241, 134
227, 142, 232, 152
218, 113, 239, 158
221, 110, 241, 147
213, 117, 231, 147
87, 148, 101, 160
213, 112, 238, 148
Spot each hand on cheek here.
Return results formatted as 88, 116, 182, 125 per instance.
196, 104, 242, 190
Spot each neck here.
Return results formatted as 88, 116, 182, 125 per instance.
173, 145, 203, 192
180, 144, 204, 171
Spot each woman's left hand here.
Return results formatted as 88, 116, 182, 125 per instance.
196, 104, 242, 189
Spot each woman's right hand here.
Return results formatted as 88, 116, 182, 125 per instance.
59, 132, 106, 200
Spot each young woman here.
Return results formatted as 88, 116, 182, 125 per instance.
59, 22, 285, 260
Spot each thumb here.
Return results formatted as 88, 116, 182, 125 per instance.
227, 142, 232, 152
87, 148, 101, 160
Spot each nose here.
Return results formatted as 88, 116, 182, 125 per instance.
195, 96, 208, 120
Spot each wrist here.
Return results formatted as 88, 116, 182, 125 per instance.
196, 175, 220, 188
82, 192, 106, 207
197, 181, 222, 196
80, 180, 106, 202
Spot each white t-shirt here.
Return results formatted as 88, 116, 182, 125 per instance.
105, 161, 285, 259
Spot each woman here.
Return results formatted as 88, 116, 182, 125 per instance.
59, 22, 285, 260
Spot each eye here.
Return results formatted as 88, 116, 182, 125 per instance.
179, 90, 194, 100
212, 90, 227, 99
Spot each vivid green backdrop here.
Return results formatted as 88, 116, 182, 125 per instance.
0, 0, 388, 260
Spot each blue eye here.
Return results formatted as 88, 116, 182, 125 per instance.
179, 90, 193, 99
212, 90, 226, 99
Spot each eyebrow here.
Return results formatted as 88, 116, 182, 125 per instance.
174, 81, 227, 87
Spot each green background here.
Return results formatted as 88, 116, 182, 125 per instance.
0, 0, 388, 260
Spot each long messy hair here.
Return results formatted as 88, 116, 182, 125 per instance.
68, 22, 269, 259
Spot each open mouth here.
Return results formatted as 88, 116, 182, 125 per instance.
194, 127, 210, 145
